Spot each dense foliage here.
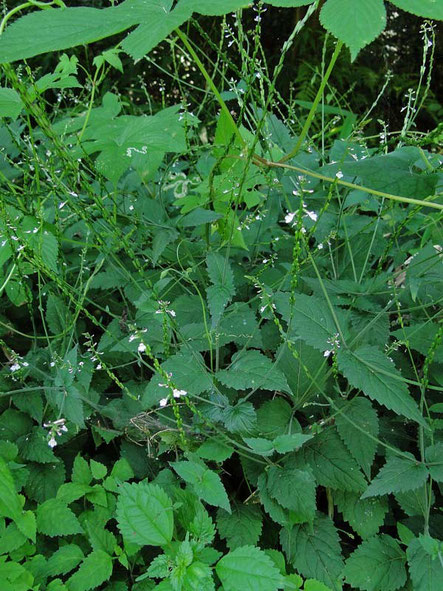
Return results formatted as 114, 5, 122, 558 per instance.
0, 1, 442, 590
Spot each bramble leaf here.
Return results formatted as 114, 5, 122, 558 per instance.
216, 545, 283, 591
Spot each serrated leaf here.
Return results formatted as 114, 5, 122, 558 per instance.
361, 454, 429, 499
25, 461, 66, 503
336, 398, 378, 477
256, 398, 293, 439
0, 457, 23, 521
334, 490, 388, 539
90, 460, 107, 480
267, 466, 316, 524
170, 460, 230, 512
217, 350, 290, 393
302, 430, 367, 492
320, 0, 386, 61
395, 487, 432, 517
273, 433, 313, 453
0, 88, 23, 119
281, 514, 344, 590
216, 545, 283, 591
18, 427, 57, 464
66, 550, 113, 591
116, 482, 173, 546
36, 499, 83, 537
46, 544, 84, 577
425, 443, 443, 482
222, 400, 257, 434
46, 294, 68, 336
217, 504, 263, 550
257, 474, 295, 528
276, 292, 349, 353
337, 345, 425, 426
407, 537, 443, 591
206, 252, 235, 325
389, 0, 443, 20
196, 438, 234, 462
344, 535, 407, 591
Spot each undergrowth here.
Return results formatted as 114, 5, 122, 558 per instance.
0, 1, 442, 590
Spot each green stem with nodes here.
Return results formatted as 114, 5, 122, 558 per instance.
279, 40, 344, 163
0, 0, 65, 35
175, 28, 246, 149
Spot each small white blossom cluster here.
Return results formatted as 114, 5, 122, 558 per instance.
155, 301, 176, 317
159, 388, 187, 408
9, 357, 29, 374
128, 328, 148, 353
43, 418, 68, 448
324, 333, 341, 358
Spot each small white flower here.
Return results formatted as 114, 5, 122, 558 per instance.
317, 243, 324, 250
336, 171, 344, 179
323, 350, 332, 358
285, 212, 296, 224
10, 363, 20, 372
48, 437, 58, 448
159, 397, 169, 407
173, 389, 187, 399
138, 342, 146, 353
304, 210, 318, 222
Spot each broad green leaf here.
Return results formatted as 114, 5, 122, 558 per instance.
216, 545, 283, 591
178, 0, 250, 16
302, 430, 367, 492
361, 454, 429, 499
389, 0, 443, 20
407, 537, 443, 591
344, 535, 407, 591
46, 294, 69, 336
320, 0, 387, 61
256, 398, 294, 439
276, 292, 349, 353
196, 438, 234, 462
395, 487, 432, 517
258, 473, 296, 528
72, 455, 93, 486
281, 515, 344, 590
18, 428, 57, 464
0, 409, 32, 442
425, 443, 443, 482
46, 545, 84, 577
90, 460, 107, 480
116, 482, 174, 546
25, 461, 66, 503
273, 433, 313, 453
0, 88, 23, 119
333, 490, 388, 539
206, 252, 235, 325
222, 400, 257, 434
217, 504, 263, 550
276, 341, 328, 401
36, 499, 83, 537
341, 147, 439, 199
267, 466, 316, 524
336, 398, 379, 477
217, 350, 290, 393
242, 437, 275, 456
391, 322, 443, 364
0, 0, 161, 63
66, 550, 113, 591
337, 345, 425, 426
170, 460, 231, 512
0, 457, 23, 521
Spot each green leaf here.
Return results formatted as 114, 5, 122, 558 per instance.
334, 490, 388, 539
361, 454, 429, 499
407, 537, 443, 591
116, 482, 174, 546
344, 535, 407, 591
66, 550, 113, 591
222, 400, 257, 434
266, 466, 316, 524
46, 544, 84, 577
425, 443, 443, 482
72, 455, 93, 486
320, 0, 387, 61
337, 345, 425, 426
18, 427, 58, 464
36, 499, 83, 537
336, 398, 379, 477
217, 350, 290, 393
281, 514, 344, 590
276, 341, 328, 401
46, 294, 69, 335
206, 252, 236, 325
276, 293, 349, 354
0, 457, 23, 521
196, 438, 234, 462
302, 430, 367, 492
25, 461, 66, 503
256, 398, 293, 439
170, 460, 231, 512
0, 0, 156, 63
389, 0, 443, 20
0, 409, 32, 442
0, 88, 23, 119
272, 433, 313, 454
90, 460, 107, 480
217, 504, 263, 550
216, 545, 283, 591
